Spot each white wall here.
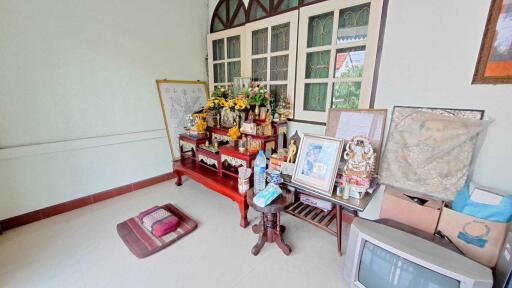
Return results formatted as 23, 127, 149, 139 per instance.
209, 0, 512, 218
0, 0, 209, 219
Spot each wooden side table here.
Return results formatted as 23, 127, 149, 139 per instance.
195, 147, 222, 177
179, 133, 208, 163
246, 189, 294, 256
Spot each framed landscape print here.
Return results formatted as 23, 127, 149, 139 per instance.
156, 80, 208, 160
291, 134, 344, 196
380, 106, 487, 200
473, 0, 512, 84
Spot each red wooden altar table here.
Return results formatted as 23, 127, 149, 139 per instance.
173, 158, 249, 228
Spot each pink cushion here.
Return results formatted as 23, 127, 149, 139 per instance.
137, 206, 180, 237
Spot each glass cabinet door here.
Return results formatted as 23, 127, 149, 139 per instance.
294, 0, 384, 122
207, 26, 246, 92
245, 10, 298, 117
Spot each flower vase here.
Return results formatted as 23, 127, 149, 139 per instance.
215, 113, 221, 128
236, 113, 242, 128
254, 105, 260, 119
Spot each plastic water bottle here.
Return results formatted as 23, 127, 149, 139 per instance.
254, 150, 267, 194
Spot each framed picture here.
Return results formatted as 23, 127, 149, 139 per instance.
325, 108, 387, 173
291, 134, 344, 196
473, 0, 512, 84
380, 106, 487, 200
156, 80, 209, 160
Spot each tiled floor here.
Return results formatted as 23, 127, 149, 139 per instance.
0, 178, 351, 288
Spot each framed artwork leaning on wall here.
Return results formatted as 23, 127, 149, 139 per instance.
473, 0, 512, 84
156, 80, 209, 161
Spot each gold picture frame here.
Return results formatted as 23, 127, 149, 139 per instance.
156, 80, 209, 161
473, 0, 512, 84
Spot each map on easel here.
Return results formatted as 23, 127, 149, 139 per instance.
156, 80, 208, 160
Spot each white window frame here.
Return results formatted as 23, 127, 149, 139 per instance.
207, 26, 248, 92
244, 10, 299, 117
294, 0, 384, 122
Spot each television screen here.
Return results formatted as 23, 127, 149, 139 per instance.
358, 241, 460, 288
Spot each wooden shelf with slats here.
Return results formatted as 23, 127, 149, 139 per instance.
285, 201, 337, 236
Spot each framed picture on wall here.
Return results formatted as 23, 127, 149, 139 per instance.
291, 134, 344, 196
156, 80, 209, 160
473, 0, 512, 84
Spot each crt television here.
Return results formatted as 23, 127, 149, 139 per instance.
344, 218, 493, 288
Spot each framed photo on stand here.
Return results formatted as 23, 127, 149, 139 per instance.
325, 109, 387, 173
291, 134, 344, 196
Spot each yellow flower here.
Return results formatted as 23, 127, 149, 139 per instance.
194, 119, 207, 133
228, 126, 241, 140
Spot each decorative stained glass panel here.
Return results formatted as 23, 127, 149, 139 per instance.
307, 12, 334, 48
233, 8, 245, 26
331, 82, 361, 108
275, 0, 299, 13
217, 1, 227, 23
227, 36, 240, 59
304, 83, 327, 111
252, 28, 268, 55
214, 63, 226, 83
227, 61, 241, 82
305, 50, 330, 78
213, 39, 225, 61
249, 1, 268, 21
334, 46, 366, 78
271, 23, 290, 52
252, 58, 267, 81
270, 55, 289, 81
212, 17, 224, 32
337, 3, 370, 44
229, 0, 238, 18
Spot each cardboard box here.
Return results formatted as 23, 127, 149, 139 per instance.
379, 186, 444, 235
437, 207, 509, 267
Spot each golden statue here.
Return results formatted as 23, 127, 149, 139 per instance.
287, 139, 297, 163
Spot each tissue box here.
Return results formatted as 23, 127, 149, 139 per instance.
300, 194, 333, 211
379, 186, 444, 235
437, 207, 509, 267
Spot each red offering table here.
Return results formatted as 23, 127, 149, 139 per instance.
195, 146, 222, 177
174, 158, 249, 228
179, 133, 208, 163
208, 126, 278, 156
218, 145, 257, 178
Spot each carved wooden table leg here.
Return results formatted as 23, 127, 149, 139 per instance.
175, 171, 183, 186
273, 230, 291, 255
251, 231, 267, 256
251, 211, 291, 256
252, 213, 264, 234
239, 200, 249, 228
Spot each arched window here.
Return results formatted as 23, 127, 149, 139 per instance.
247, 0, 326, 22
211, 0, 247, 33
